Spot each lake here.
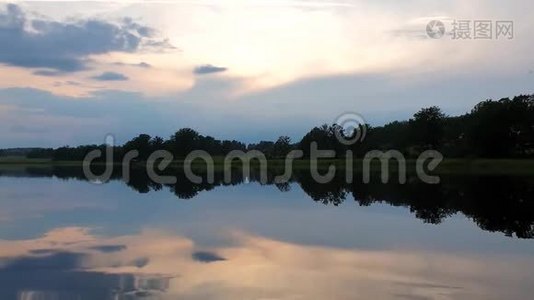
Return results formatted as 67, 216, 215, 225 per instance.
0, 166, 533, 299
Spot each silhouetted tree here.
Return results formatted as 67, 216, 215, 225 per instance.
466, 96, 534, 157
273, 136, 293, 158
123, 134, 152, 160
169, 128, 201, 158
409, 106, 446, 150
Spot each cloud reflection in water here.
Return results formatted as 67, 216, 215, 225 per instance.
0, 227, 533, 300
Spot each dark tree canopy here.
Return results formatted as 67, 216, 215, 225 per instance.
409, 106, 446, 149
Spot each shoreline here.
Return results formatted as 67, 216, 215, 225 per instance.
1, 158, 534, 175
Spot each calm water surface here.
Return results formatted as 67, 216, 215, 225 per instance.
0, 166, 533, 299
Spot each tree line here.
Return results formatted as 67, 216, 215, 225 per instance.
11, 94, 534, 161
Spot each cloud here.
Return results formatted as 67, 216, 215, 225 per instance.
114, 62, 152, 68
137, 62, 152, 68
0, 4, 172, 72
91, 72, 129, 81
192, 251, 226, 263
89, 245, 127, 253
194, 64, 228, 75
0, 62, 532, 148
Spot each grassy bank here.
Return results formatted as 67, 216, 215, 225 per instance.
1, 156, 534, 175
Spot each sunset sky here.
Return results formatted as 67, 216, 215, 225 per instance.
0, 0, 533, 147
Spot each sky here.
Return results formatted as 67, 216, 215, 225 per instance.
0, 0, 533, 147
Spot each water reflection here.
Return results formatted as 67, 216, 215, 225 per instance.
0, 228, 170, 300
1, 166, 534, 299
0, 227, 533, 300
1, 165, 533, 238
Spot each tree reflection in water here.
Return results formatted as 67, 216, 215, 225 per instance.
1, 165, 533, 238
